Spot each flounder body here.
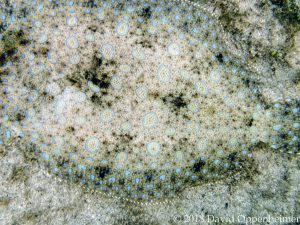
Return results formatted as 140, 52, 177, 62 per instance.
0, 0, 298, 203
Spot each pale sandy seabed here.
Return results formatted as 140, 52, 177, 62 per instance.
0, 0, 299, 224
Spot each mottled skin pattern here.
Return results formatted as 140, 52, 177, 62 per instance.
0, 0, 299, 203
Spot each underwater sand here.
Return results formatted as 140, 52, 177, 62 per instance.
0, 0, 299, 224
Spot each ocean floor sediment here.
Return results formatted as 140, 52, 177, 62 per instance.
0, 0, 299, 224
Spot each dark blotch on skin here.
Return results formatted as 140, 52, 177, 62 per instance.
95, 166, 111, 178
271, 0, 300, 24
170, 173, 177, 183
3, 30, 29, 49
88, 25, 98, 32
0, 53, 8, 67
56, 157, 70, 168
38, 47, 50, 57
280, 133, 288, 140
66, 126, 75, 132
92, 74, 110, 89
76, 172, 83, 179
119, 134, 133, 143
241, 77, 256, 89
19, 8, 29, 18
90, 94, 102, 105
0, 49, 17, 67
50, 1, 60, 9
9, 166, 28, 183
67, 77, 79, 86
192, 160, 206, 172
84, 70, 110, 90
162, 93, 188, 111
96, 57, 103, 67
182, 21, 189, 32
216, 52, 224, 63
228, 152, 237, 162
246, 117, 253, 127
118, 178, 125, 185
0, 22, 6, 33
5, 0, 10, 7
140, 7, 152, 20
171, 95, 187, 109
82, 55, 116, 92
270, 0, 284, 6
253, 141, 268, 149
82, 0, 97, 8
0, 29, 29, 66
136, 39, 152, 49
144, 171, 154, 182
15, 112, 25, 121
